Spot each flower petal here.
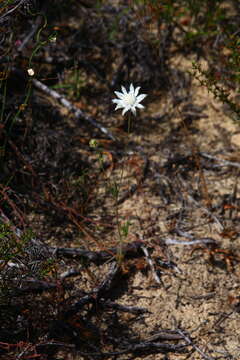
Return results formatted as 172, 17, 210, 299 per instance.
129, 83, 134, 93
115, 103, 123, 110
131, 107, 136, 116
122, 106, 130, 115
136, 93, 147, 102
114, 91, 124, 99
134, 86, 140, 96
121, 86, 127, 94
136, 103, 144, 109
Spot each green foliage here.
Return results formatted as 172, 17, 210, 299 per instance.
52, 65, 86, 100
0, 224, 28, 301
0, 0, 15, 10
0, 224, 56, 303
192, 61, 240, 121
0, 224, 29, 262
109, 182, 119, 200
136, 0, 240, 121
120, 220, 131, 238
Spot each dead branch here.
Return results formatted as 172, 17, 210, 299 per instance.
62, 261, 120, 319
32, 78, 116, 141
164, 237, 218, 246
100, 300, 149, 314
0, 0, 26, 21
11, 279, 72, 295
18, 15, 44, 52
176, 328, 215, 360
51, 240, 144, 264
36, 331, 187, 357
200, 152, 240, 169
0, 209, 144, 265
76, 341, 188, 357
141, 245, 161, 284
36, 341, 75, 353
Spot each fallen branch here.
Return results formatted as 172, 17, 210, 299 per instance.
62, 261, 120, 319
11, 279, 72, 295
0, 0, 26, 21
36, 339, 188, 358
0, 209, 144, 265
51, 240, 144, 264
164, 237, 218, 246
141, 245, 161, 285
100, 300, 149, 314
176, 328, 215, 360
32, 78, 116, 141
200, 152, 240, 169
76, 341, 188, 357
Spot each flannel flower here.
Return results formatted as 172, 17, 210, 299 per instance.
112, 84, 147, 116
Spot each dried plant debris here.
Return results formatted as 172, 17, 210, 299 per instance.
2, 1, 240, 359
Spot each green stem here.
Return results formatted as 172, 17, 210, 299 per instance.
127, 112, 131, 134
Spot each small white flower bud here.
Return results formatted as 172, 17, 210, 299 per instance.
27, 68, 34, 76
89, 139, 99, 148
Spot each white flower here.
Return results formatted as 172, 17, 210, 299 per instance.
112, 83, 147, 116
27, 68, 34, 76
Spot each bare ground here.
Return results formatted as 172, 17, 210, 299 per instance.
21, 56, 240, 360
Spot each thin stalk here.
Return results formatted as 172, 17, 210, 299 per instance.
115, 112, 132, 265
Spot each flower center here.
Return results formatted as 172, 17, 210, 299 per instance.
123, 93, 136, 106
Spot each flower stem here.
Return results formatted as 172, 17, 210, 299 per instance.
127, 112, 131, 134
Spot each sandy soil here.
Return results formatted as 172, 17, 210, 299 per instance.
73, 56, 240, 360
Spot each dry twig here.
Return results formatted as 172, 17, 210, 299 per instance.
176, 328, 215, 360
200, 152, 240, 169
32, 79, 116, 141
